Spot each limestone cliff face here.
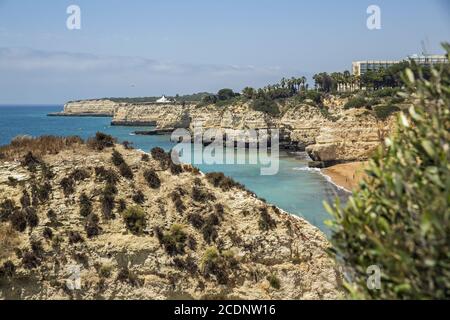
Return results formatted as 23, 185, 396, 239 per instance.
111, 103, 194, 128
305, 110, 392, 163
63, 100, 120, 116
64, 97, 396, 162
0, 138, 341, 300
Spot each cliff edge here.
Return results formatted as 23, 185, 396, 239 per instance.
0, 135, 342, 300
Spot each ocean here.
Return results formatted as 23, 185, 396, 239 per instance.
0, 105, 349, 236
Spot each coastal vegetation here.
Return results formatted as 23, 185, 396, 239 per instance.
99, 92, 212, 104
326, 44, 450, 299
186, 62, 420, 121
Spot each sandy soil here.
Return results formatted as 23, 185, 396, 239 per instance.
322, 162, 368, 191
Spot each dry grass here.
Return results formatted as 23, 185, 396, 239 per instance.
0, 223, 21, 261
0, 135, 83, 161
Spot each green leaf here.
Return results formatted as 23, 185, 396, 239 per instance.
405, 69, 415, 84
421, 140, 435, 158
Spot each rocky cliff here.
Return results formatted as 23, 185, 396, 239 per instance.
0, 136, 341, 300
58, 100, 121, 116
111, 103, 195, 127
58, 96, 396, 164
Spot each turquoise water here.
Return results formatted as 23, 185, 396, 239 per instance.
0, 105, 348, 235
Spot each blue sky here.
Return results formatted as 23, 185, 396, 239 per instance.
0, 0, 449, 104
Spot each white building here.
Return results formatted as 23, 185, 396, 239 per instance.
352, 54, 448, 76
156, 95, 171, 103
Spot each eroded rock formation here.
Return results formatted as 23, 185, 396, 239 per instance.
0, 137, 342, 300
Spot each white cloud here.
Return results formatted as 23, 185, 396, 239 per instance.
0, 47, 281, 76
0, 47, 300, 104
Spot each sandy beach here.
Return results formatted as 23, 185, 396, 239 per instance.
322, 162, 368, 191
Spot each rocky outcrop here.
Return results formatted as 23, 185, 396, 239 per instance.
58, 96, 396, 163
111, 103, 194, 128
305, 108, 392, 163
0, 137, 342, 300
50, 100, 121, 116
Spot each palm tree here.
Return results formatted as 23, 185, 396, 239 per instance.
301, 76, 307, 92
313, 74, 322, 91
343, 70, 351, 92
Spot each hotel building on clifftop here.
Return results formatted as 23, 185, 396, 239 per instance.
352, 54, 448, 76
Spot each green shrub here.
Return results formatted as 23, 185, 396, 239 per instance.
326, 49, 450, 299
111, 150, 125, 166
205, 172, 244, 191
87, 132, 116, 151
43, 227, 53, 240
24, 207, 39, 229
373, 104, 400, 120
258, 207, 276, 231
46, 209, 58, 225
85, 213, 101, 238
132, 190, 145, 204
202, 214, 220, 244
251, 98, 280, 116
215, 97, 239, 107
30, 240, 44, 257
201, 247, 220, 267
101, 184, 116, 219
98, 263, 113, 278
160, 224, 187, 256
217, 88, 237, 101
20, 190, 31, 208
188, 213, 205, 229
151, 147, 170, 167
390, 96, 405, 104
21, 152, 41, 172
10, 210, 27, 232
119, 162, 134, 179
295, 90, 324, 105
305, 90, 323, 104
0, 261, 16, 279
68, 231, 84, 244
371, 87, 399, 98
41, 163, 55, 180
122, 141, 134, 150
22, 251, 40, 269
215, 203, 224, 217
141, 153, 150, 162
187, 235, 197, 251
169, 162, 183, 175
79, 193, 92, 217
31, 182, 52, 204
118, 199, 127, 213
173, 256, 198, 274
170, 191, 186, 213
7, 176, 18, 187
343, 96, 367, 109
70, 168, 90, 182
144, 169, 161, 189
95, 167, 118, 185
192, 186, 216, 203
60, 176, 75, 197
267, 274, 281, 289
117, 267, 143, 287
201, 247, 229, 285
122, 207, 146, 235
1, 199, 17, 222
